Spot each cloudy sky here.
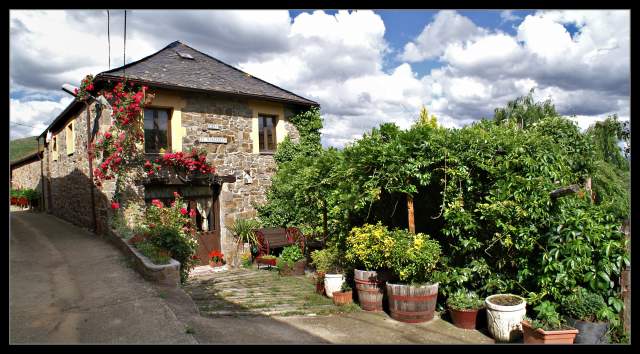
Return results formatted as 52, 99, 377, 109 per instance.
9, 10, 630, 147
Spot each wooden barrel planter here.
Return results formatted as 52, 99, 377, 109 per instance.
354, 269, 385, 311
386, 282, 439, 323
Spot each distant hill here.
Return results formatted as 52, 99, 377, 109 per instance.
10, 136, 40, 163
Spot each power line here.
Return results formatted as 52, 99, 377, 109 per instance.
123, 9, 127, 76
10, 122, 38, 128
107, 9, 111, 70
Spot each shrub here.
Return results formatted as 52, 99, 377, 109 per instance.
144, 194, 198, 283
560, 287, 608, 322
226, 218, 261, 247
345, 222, 394, 271
278, 245, 304, 268
387, 230, 441, 284
447, 289, 484, 311
310, 247, 339, 273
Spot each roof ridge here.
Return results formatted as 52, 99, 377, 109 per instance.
100, 40, 182, 75
176, 41, 318, 105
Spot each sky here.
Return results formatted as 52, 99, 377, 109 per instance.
9, 10, 630, 147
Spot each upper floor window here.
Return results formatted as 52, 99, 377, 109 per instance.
144, 108, 171, 153
66, 122, 75, 155
52, 136, 58, 161
258, 115, 277, 153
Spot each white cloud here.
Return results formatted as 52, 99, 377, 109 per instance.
8, 10, 631, 147
399, 10, 486, 62
10, 96, 73, 139
500, 10, 521, 23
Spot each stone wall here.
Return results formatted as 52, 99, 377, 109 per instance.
11, 158, 43, 191
180, 92, 302, 262
43, 101, 115, 233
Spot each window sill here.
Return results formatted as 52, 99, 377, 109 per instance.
259, 151, 275, 155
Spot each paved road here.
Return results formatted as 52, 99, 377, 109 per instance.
9, 210, 197, 344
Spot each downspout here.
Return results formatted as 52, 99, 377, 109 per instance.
37, 136, 44, 211
86, 102, 98, 233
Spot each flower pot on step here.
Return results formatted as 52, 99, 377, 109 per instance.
522, 320, 579, 344
386, 282, 439, 323
333, 290, 353, 305
450, 308, 480, 329
324, 274, 345, 298
485, 294, 527, 342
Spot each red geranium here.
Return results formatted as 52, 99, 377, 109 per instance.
111, 202, 120, 209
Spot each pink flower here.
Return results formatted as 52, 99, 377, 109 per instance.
180, 208, 188, 215
104, 132, 112, 139
189, 209, 197, 218
173, 191, 180, 198
151, 199, 164, 208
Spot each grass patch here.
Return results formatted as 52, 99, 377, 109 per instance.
185, 326, 195, 334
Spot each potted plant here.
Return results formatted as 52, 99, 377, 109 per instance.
345, 223, 395, 311
209, 250, 225, 267
522, 301, 579, 344
385, 229, 442, 323
485, 294, 527, 342
311, 247, 339, 296
277, 245, 305, 276
333, 282, 353, 306
447, 289, 484, 329
559, 287, 610, 344
256, 254, 277, 268
225, 218, 261, 267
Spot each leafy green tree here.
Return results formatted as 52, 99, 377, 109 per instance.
493, 88, 559, 129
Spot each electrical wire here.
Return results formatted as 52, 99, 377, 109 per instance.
107, 9, 111, 69
123, 10, 127, 77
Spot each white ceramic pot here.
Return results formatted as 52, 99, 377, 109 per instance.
485, 294, 527, 342
324, 273, 345, 298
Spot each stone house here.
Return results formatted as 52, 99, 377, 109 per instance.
36, 41, 318, 265
10, 151, 44, 191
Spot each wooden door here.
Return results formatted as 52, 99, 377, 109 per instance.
193, 194, 221, 266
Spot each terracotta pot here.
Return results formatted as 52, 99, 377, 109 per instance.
209, 261, 224, 268
450, 308, 480, 329
332, 290, 353, 305
522, 320, 579, 344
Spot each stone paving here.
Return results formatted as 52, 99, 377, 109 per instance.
184, 266, 360, 317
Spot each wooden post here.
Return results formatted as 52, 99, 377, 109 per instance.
407, 195, 415, 234
322, 200, 328, 245
621, 219, 631, 333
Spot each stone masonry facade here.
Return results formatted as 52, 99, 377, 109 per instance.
11, 158, 43, 191
41, 88, 303, 263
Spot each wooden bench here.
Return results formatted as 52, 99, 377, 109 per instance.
254, 227, 305, 258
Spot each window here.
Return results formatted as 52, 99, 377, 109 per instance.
66, 122, 75, 155
52, 136, 58, 161
258, 115, 277, 153
144, 108, 171, 153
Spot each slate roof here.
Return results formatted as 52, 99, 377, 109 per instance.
96, 41, 318, 107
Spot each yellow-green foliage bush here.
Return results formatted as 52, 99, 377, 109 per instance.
345, 222, 395, 270
387, 230, 441, 284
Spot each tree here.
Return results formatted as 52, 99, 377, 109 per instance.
493, 88, 558, 129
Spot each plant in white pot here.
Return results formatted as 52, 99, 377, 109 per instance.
485, 293, 527, 342
315, 246, 345, 298
225, 218, 261, 268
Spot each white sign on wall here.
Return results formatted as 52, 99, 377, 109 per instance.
199, 136, 228, 144
207, 124, 222, 130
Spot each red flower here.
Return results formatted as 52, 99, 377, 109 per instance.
104, 132, 112, 139
74, 88, 79, 95
111, 202, 120, 209
173, 191, 180, 198
180, 208, 188, 215
147, 170, 155, 176
189, 209, 197, 218
151, 199, 164, 208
